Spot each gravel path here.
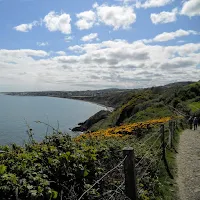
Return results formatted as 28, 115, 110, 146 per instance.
177, 129, 200, 200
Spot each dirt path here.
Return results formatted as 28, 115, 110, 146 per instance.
177, 129, 200, 200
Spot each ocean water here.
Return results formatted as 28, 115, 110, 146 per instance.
0, 94, 104, 145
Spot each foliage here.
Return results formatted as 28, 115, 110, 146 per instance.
0, 131, 135, 200
130, 106, 173, 123
0, 117, 181, 200
176, 82, 200, 102
84, 81, 200, 131
188, 101, 200, 112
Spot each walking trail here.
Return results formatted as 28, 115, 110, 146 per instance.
177, 129, 200, 200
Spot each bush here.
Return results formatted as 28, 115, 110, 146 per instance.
0, 133, 128, 200
0, 117, 181, 200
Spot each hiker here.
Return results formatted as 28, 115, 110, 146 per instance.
188, 116, 193, 130
193, 117, 198, 130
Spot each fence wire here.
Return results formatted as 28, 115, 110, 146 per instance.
135, 133, 161, 168
78, 156, 128, 200
78, 121, 178, 200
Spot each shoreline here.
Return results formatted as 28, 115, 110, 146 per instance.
50, 96, 114, 112
4, 93, 114, 112
46, 96, 114, 132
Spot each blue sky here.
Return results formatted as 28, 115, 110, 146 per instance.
0, 0, 200, 91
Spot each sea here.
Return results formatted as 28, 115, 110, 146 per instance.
0, 94, 105, 145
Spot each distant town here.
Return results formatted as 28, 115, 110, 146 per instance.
3, 88, 134, 110
4, 88, 133, 98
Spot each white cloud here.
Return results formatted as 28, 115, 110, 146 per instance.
43, 11, 71, 34
96, 4, 136, 30
114, 0, 135, 2
75, 4, 136, 30
136, 0, 173, 8
68, 45, 84, 53
92, 2, 99, 8
56, 51, 66, 56
177, 40, 185, 43
0, 49, 48, 58
151, 8, 178, 24
64, 36, 73, 42
14, 21, 39, 32
37, 42, 49, 47
143, 29, 199, 43
81, 33, 98, 42
1, 41, 200, 91
153, 29, 198, 42
181, 0, 200, 17
75, 10, 96, 30
14, 11, 71, 34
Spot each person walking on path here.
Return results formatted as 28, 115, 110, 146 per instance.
193, 117, 198, 130
188, 116, 193, 130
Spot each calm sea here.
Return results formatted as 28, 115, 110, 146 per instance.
0, 94, 105, 145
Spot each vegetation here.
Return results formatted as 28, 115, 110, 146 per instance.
0, 80, 199, 199
0, 116, 184, 200
188, 101, 200, 112
86, 81, 200, 131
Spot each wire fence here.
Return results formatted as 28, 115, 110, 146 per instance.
0, 119, 180, 200
78, 156, 128, 200
77, 119, 180, 200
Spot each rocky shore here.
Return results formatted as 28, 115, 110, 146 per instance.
72, 110, 111, 132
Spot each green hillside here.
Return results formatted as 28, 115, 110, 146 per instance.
82, 81, 200, 131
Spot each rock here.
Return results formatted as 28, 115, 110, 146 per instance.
71, 126, 84, 132
72, 110, 111, 132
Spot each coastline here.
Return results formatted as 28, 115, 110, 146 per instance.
46, 96, 114, 132
4, 93, 114, 112
44, 95, 115, 112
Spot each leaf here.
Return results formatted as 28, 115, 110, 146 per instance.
38, 186, 43, 194
30, 190, 37, 197
0, 165, 6, 175
65, 152, 71, 160
27, 185, 33, 190
52, 190, 58, 199
83, 169, 89, 177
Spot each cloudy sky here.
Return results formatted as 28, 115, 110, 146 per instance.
0, 0, 200, 92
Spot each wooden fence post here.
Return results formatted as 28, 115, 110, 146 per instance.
168, 121, 172, 149
161, 124, 165, 159
160, 124, 174, 179
174, 121, 177, 129
172, 121, 175, 139
123, 147, 138, 200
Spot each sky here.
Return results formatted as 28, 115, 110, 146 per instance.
0, 0, 200, 92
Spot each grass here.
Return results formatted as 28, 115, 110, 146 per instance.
128, 106, 173, 123
188, 101, 200, 112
